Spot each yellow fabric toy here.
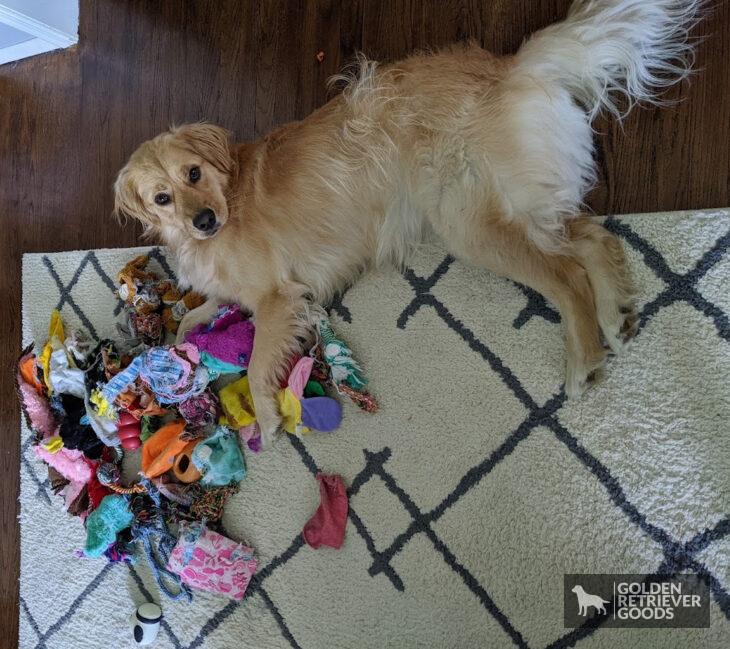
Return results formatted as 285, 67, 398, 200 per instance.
90, 389, 117, 419
41, 435, 64, 454
218, 376, 257, 429
39, 310, 66, 392
218, 372, 309, 435
277, 386, 307, 435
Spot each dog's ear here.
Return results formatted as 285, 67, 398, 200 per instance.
173, 123, 234, 176
113, 165, 159, 230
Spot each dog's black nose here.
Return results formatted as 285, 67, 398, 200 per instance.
193, 208, 217, 232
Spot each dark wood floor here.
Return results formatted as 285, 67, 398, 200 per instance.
1, 1, 728, 643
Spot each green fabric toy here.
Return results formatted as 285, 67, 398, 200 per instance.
318, 317, 367, 390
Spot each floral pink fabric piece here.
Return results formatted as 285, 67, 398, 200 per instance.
167, 522, 257, 601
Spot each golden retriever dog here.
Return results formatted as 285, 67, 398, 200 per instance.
114, 0, 702, 446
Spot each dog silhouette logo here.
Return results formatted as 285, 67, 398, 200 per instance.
571, 585, 610, 616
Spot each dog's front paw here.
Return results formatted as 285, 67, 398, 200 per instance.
258, 415, 282, 448
252, 397, 282, 449
175, 300, 219, 344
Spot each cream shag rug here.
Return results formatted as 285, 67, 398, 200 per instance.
19, 210, 730, 649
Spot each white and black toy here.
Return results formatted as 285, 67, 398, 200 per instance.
132, 602, 163, 645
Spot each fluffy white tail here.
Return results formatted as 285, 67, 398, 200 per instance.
516, 0, 704, 120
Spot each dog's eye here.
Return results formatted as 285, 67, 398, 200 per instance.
154, 193, 171, 205
189, 166, 201, 183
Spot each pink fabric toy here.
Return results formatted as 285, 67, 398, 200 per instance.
288, 356, 314, 398
238, 422, 262, 454
18, 374, 58, 438
303, 474, 349, 549
167, 521, 257, 601
33, 446, 93, 484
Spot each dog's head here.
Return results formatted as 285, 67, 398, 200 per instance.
114, 123, 234, 241
571, 586, 583, 594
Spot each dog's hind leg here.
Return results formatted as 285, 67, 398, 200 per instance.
442, 212, 607, 397
566, 218, 637, 354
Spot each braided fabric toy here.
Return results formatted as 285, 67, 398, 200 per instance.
315, 313, 378, 412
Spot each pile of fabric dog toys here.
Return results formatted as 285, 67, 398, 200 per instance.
16, 254, 376, 602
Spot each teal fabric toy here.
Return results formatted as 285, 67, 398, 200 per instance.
85, 494, 134, 558
191, 426, 246, 487
199, 352, 242, 377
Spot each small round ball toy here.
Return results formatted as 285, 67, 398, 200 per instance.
118, 411, 142, 451
132, 602, 162, 645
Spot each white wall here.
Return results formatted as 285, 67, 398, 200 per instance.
0, 0, 78, 65
1, 0, 78, 39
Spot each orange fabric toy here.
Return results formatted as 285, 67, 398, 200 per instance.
20, 355, 44, 395
172, 441, 203, 483
162, 291, 206, 334
141, 420, 189, 478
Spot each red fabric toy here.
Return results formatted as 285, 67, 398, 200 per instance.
303, 474, 348, 550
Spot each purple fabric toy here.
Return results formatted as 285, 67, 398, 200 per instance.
301, 397, 342, 432
185, 305, 255, 371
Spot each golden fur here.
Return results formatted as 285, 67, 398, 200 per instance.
114, 1, 701, 445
